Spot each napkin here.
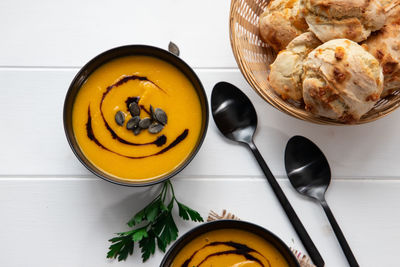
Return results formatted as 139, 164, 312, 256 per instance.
207, 210, 316, 267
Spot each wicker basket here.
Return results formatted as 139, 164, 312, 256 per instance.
229, 0, 400, 125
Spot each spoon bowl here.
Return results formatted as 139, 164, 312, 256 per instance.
211, 82, 257, 144
285, 136, 331, 201
285, 136, 359, 267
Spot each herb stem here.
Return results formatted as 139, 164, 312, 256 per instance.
167, 180, 176, 199
161, 182, 169, 202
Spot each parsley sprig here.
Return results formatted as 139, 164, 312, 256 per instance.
107, 180, 203, 262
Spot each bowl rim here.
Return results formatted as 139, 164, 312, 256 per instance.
160, 219, 301, 267
63, 44, 209, 187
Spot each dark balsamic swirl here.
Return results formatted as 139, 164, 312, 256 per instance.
181, 241, 271, 267
86, 108, 108, 151
100, 74, 167, 146
86, 106, 188, 159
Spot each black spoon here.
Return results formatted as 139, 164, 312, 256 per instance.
211, 82, 324, 267
285, 136, 359, 267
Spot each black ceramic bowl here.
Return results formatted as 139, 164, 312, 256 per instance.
63, 45, 208, 187
160, 220, 300, 267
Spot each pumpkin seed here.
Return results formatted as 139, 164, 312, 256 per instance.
133, 127, 141, 136
168, 41, 180, 57
149, 105, 156, 121
115, 111, 125, 126
129, 102, 140, 117
139, 117, 152, 129
126, 116, 140, 130
154, 108, 167, 125
148, 122, 164, 134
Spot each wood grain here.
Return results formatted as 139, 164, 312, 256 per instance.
0, 69, 399, 178
0, 177, 398, 266
1, 0, 399, 266
0, 0, 234, 68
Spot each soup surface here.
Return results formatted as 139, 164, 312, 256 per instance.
72, 56, 203, 181
171, 228, 289, 267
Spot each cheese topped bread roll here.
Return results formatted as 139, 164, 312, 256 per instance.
268, 32, 322, 101
259, 0, 308, 52
363, 4, 400, 97
303, 39, 383, 122
304, 0, 386, 42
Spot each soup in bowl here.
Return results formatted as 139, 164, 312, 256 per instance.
161, 220, 300, 267
64, 45, 208, 186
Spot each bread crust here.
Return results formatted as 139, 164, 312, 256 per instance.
268, 32, 322, 101
302, 39, 384, 122
259, 0, 308, 52
363, 4, 400, 97
304, 0, 386, 42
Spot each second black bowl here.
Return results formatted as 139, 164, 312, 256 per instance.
160, 220, 300, 266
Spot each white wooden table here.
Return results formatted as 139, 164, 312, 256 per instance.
1, 1, 399, 266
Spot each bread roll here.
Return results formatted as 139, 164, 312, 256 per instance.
268, 32, 322, 101
363, 4, 400, 97
303, 39, 384, 122
304, 0, 386, 42
259, 0, 308, 52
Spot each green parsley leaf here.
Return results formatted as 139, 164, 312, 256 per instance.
145, 197, 162, 222
157, 212, 179, 246
156, 235, 167, 252
107, 240, 124, 259
177, 201, 204, 222
132, 227, 148, 242
117, 238, 134, 261
107, 234, 134, 261
152, 211, 168, 236
139, 230, 156, 262
177, 202, 190, 220
127, 207, 145, 227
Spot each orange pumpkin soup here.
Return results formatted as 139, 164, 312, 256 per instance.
171, 229, 289, 267
72, 56, 202, 181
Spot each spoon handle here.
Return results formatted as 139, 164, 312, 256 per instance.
248, 142, 325, 267
320, 200, 359, 267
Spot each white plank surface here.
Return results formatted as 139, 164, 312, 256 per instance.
1, 177, 399, 267
0, 68, 400, 178
0, 0, 234, 68
1, 0, 400, 266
